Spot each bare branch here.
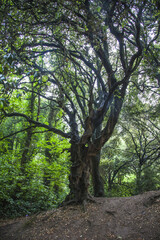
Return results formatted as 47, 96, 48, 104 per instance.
3, 111, 71, 139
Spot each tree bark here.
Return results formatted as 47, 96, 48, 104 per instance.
91, 152, 104, 197
67, 142, 91, 203
21, 127, 33, 173
91, 125, 104, 197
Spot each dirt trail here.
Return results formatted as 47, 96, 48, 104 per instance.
0, 190, 160, 240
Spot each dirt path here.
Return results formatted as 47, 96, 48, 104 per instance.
0, 190, 160, 240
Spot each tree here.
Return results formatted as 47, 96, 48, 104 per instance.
121, 110, 160, 194
0, 0, 159, 203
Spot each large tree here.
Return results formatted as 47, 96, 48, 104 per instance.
0, 0, 159, 203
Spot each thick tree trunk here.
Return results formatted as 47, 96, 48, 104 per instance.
92, 152, 104, 197
67, 142, 91, 203
91, 125, 104, 197
66, 85, 127, 203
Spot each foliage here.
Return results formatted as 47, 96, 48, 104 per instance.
0, 144, 70, 218
0, 102, 70, 217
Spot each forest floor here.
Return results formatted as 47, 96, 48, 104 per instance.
0, 190, 160, 240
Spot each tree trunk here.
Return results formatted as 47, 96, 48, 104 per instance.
92, 152, 104, 197
21, 127, 33, 173
21, 80, 35, 174
91, 125, 104, 197
44, 102, 55, 186
67, 142, 91, 203
108, 172, 113, 191
66, 85, 127, 203
44, 131, 52, 186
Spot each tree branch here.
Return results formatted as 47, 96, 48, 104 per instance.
3, 111, 71, 139
0, 126, 34, 141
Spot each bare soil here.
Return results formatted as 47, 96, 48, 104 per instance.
0, 190, 160, 240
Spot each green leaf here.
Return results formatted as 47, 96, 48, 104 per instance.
97, 6, 101, 13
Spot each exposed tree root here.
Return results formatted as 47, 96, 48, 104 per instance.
60, 195, 97, 211
82, 196, 97, 212
61, 199, 77, 207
